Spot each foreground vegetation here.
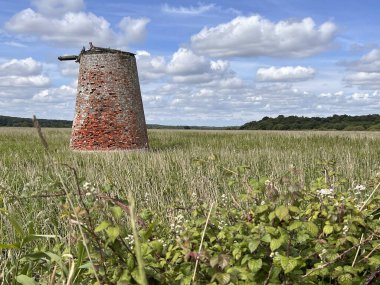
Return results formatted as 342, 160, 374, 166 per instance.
0, 128, 380, 284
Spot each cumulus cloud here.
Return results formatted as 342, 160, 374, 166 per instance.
161, 3, 215, 15
0, 58, 49, 87
0, 57, 42, 76
166, 48, 239, 84
135, 48, 240, 85
344, 49, 380, 72
118, 17, 150, 43
256, 66, 315, 82
342, 49, 380, 90
32, 85, 76, 102
344, 71, 380, 90
0, 75, 49, 87
351, 92, 369, 101
136, 50, 167, 81
191, 16, 337, 58
5, 8, 149, 47
31, 0, 85, 16
167, 48, 211, 75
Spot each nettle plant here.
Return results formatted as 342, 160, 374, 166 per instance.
1, 160, 380, 285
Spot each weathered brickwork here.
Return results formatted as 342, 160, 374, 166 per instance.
70, 49, 149, 150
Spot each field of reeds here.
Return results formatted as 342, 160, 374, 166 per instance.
0, 128, 380, 284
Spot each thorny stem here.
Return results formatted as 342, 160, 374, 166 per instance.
264, 263, 274, 285
129, 193, 148, 285
364, 266, 380, 285
302, 233, 376, 278
192, 202, 214, 284
56, 171, 102, 285
62, 164, 109, 280
359, 182, 380, 211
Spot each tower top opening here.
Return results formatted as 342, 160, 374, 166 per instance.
58, 42, 135, 62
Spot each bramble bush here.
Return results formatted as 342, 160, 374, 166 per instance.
1, 159, 380, 284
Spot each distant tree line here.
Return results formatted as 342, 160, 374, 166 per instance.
3, 114, 380, 131
0, 115, 235, 130
240, 114, 380, 131
0, 115, 72, 128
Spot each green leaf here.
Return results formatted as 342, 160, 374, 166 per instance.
0, 243, 19, 249
304, 221, 319, 237
287, 220, 303, 231
270, 238, 283, 251
368, 255, 380, 266
16, 275, 38, 285
232, 247, 242, 260
248, 240, 260, 253
323, 224, 334, 235
337, 273, 353, 285
218, 254, 230, 270
248, 259, 262, 272
95, 221, 111, 232
279, 256, 298, 274
261, 233, 272, 243
210, 256, 219, 268
215, 272, 231, 285
256, 204, 268, 213
106, 226, 120, 243
110, 206, 123, 220
289, 206, 300, 213
275, 206, 289, 221
0, 209, 25, 238
149, 240, 163, 253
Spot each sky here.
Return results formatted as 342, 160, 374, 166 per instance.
0, 0, 380, 126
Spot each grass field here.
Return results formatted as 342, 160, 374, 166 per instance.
1, 128, 380, 284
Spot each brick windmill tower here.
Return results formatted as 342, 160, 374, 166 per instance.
59, 43, 149, 151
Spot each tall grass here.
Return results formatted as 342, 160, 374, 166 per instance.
0, 128, 379, 229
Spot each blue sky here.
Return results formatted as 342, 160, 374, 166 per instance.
1, 0, 380, 126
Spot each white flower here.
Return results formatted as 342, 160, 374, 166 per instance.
83, 182, 91, 189
317, 188, 334, 196
354, 185, 366, 192
343, 225, 349, 235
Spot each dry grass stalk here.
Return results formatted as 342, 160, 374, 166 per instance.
32, 115, 49, 150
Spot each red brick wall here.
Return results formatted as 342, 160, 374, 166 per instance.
70, 51, 149, 150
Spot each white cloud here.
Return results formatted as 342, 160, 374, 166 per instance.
0, 57, 49, 87
0, 75, 49, 87
191, 16, 337, 57
344, 72, 380, 90
0, 57, 42, 76
4, 41, 27, 48
342, 49, 380, 90
31, 0, 85, 16
161, 3, 215, 15
167, 48, 210, 75
136, 50, 166, 81
5, 8, 149, 48
345, 49, 380, 72
118, 17, 150, 43
256, 66, 315, 82
318, 91, 343, 98
166, 48, 239, 85
351, 92, 369, 101
59, 62, 79, 77
32, 85, 76, 102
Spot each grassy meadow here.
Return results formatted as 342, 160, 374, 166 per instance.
1, 127, 380, 284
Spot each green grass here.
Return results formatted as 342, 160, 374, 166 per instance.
1, 127, 379, 235
1, 128, 379, 213
1, 128, 380, 283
